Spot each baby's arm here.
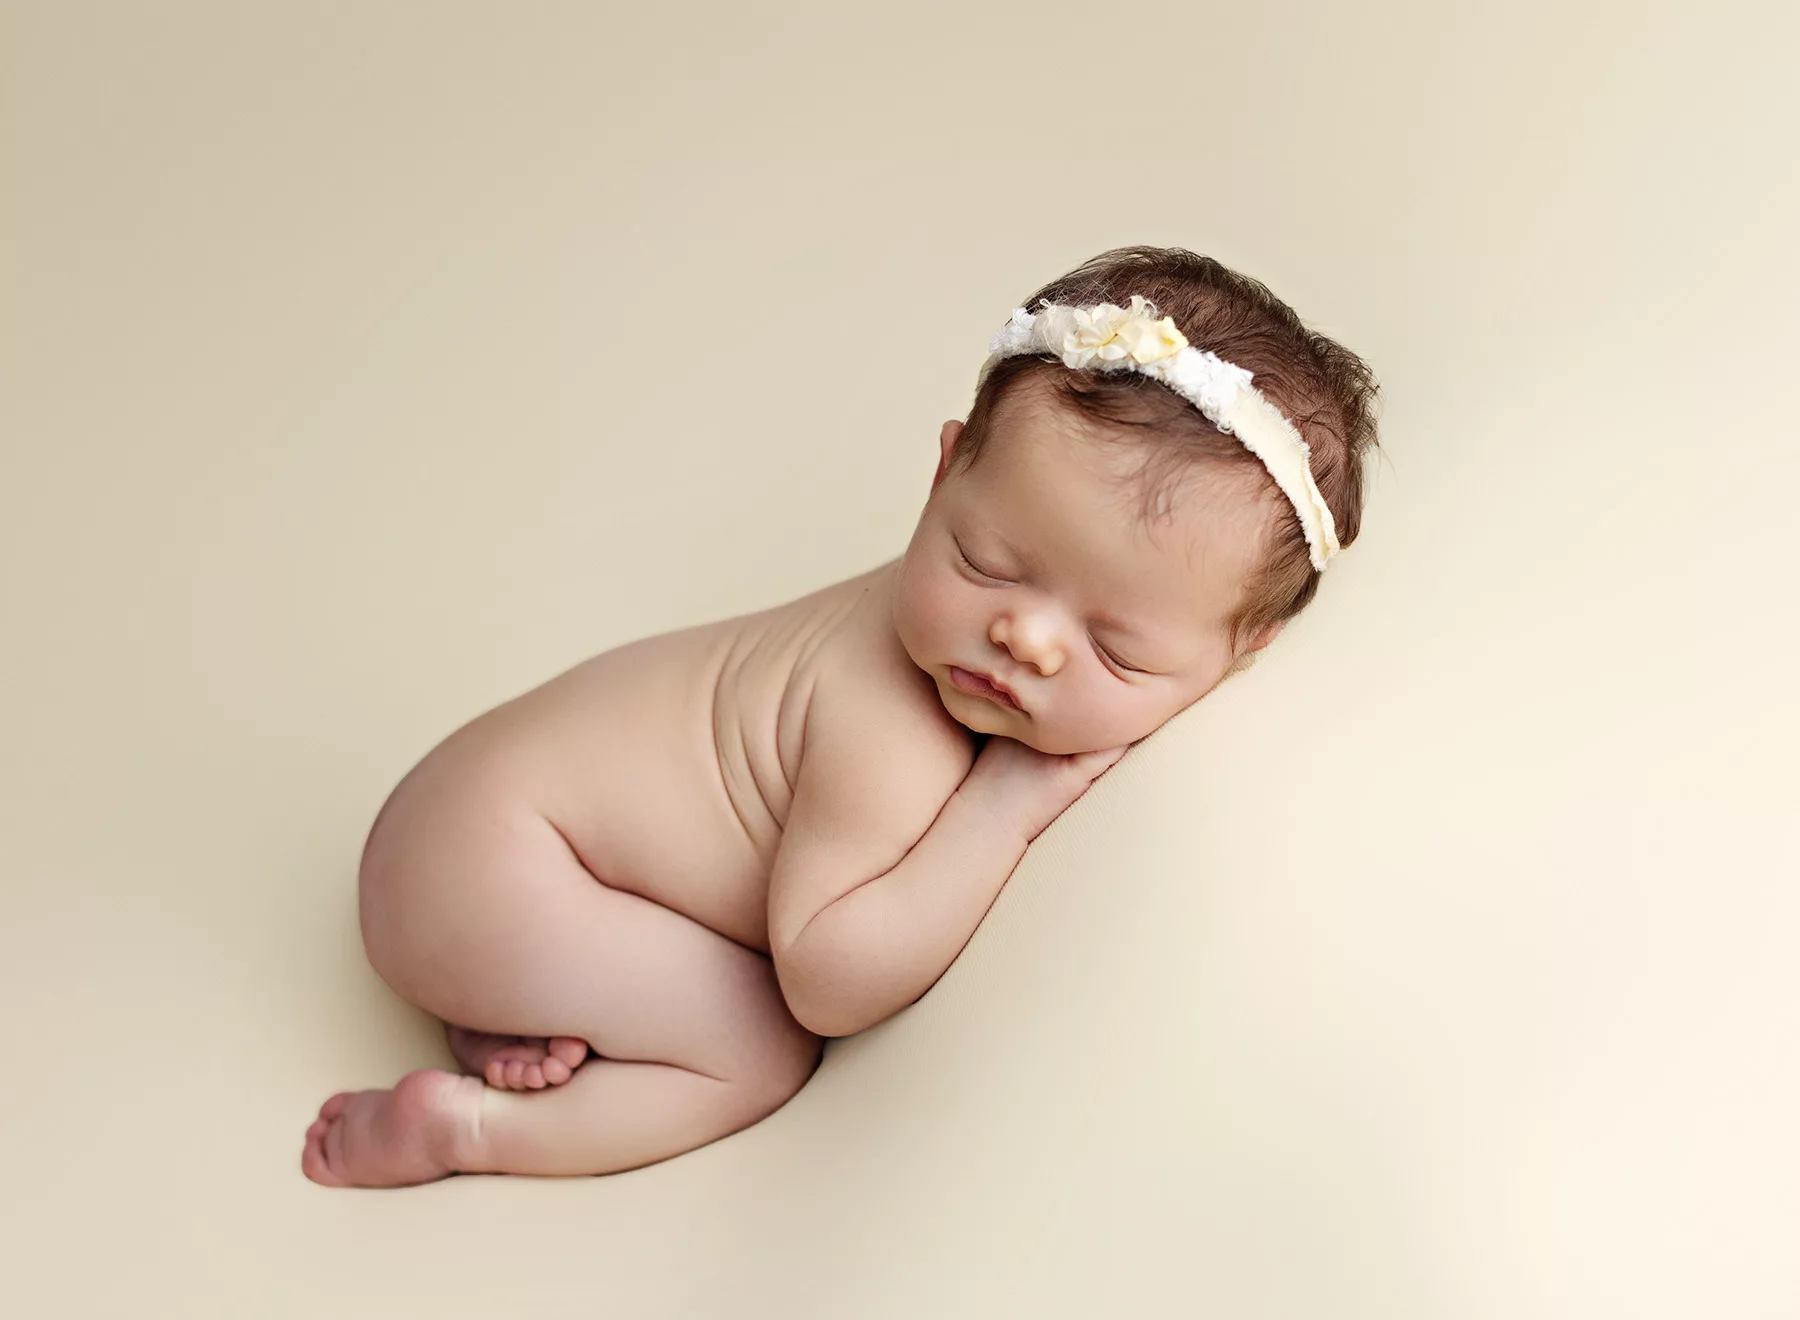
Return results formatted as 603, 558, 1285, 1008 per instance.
768, 673, 1124, 1038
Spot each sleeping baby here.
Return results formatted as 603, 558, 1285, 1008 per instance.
302, 244, 1381, 1186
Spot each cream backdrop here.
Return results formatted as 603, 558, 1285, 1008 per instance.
3, 2, 1796, 1317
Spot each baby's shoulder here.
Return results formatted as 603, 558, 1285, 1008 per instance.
801, 565, 974, 786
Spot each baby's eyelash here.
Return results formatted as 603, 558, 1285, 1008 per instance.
1094, 639, 1143, 673
957, 544, 1005, 580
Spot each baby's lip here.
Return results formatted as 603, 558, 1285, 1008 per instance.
949, 665, 1022, 710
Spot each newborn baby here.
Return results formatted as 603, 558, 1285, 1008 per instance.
302, 244, 1380, 1187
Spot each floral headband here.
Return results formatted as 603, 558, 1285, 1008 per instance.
979, 295, 1340, 570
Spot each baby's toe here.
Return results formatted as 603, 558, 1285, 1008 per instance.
302, 1121, 347, 1187
547, 1037, 588, 1069
540, 1056, 571, 1085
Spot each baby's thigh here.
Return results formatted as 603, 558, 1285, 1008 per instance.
356, 742, 812, 1084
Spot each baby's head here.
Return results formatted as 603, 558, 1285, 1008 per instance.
894, 245, 1381, 755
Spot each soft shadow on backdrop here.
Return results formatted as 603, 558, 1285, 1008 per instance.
3, 2, 1796, 1317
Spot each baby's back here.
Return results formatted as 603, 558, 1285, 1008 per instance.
384, 558, 949, 952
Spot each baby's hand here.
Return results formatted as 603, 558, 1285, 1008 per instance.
962, 735, 1130, 845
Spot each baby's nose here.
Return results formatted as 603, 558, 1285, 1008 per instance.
991, 613, 1063, 677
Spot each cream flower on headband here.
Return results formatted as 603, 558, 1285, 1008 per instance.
1059, 294, 1188, 369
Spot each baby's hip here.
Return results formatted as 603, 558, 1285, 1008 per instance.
355, 717, 771, 968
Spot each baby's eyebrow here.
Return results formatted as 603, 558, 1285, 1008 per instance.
1091, 609, 1145, 638
988, 529, 1041, 577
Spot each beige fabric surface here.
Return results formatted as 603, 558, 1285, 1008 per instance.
4, 2, 1796, 1316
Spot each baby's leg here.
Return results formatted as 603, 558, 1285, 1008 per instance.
302, 807, 821, 1186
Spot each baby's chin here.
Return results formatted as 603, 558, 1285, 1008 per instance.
934, 677, 1026, 737
1014, 730, 1130, 756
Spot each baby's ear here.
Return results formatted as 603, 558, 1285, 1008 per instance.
1245, 620, 1285, 654
1220, 623, 1284, 684
932, 419, 965, 491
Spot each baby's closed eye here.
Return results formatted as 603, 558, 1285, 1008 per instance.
1092, 637, 1144, 673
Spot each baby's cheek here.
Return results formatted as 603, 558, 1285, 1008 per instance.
891, 560, 946, 661
1070, 687, 1167, 751
897, 562, 952, 639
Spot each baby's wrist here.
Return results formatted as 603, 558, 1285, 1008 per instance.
954, 776, 1056, 850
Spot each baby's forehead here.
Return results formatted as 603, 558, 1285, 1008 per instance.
974, 453, 1249, 559
984, 391, 1239, 512
964, 392, 1267, 578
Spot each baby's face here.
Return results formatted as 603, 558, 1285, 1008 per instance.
893, 384, 1276, 756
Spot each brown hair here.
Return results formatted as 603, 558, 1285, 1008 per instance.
949, 246, 1381, 652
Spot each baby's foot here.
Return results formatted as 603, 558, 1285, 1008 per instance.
301, 1069, 482, 1188
446, 1025, 590, 1091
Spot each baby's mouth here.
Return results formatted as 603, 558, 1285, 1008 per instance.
947, 665, 1021, 711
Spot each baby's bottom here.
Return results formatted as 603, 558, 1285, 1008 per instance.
301, 802, 822, 1187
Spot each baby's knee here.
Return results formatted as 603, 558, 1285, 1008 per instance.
735, 1029, 824, 1121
